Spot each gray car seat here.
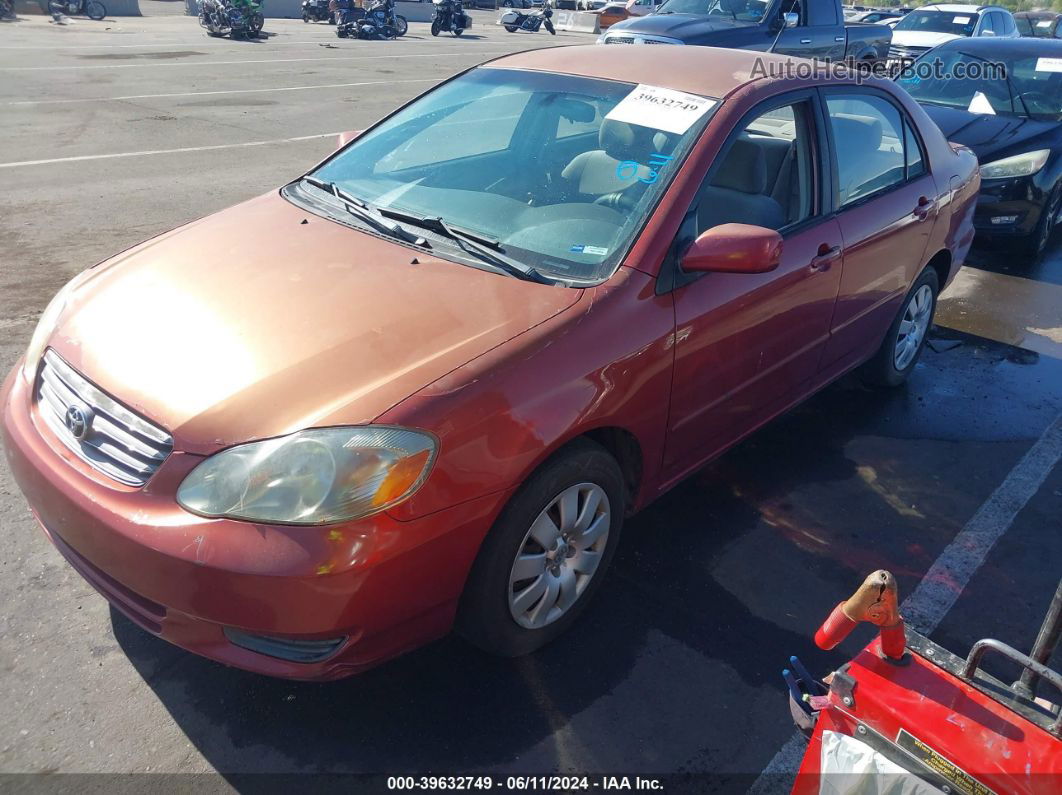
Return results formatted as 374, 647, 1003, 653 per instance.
698, 138, 785, 232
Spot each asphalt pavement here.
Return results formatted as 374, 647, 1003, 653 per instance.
0, 10, 1060, 792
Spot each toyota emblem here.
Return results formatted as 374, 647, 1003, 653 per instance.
64, 403, 93, 441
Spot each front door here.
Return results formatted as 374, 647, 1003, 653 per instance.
664, 95, 843, 475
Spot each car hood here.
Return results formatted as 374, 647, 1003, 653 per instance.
919, 104, 1059, 162
891, 30, 963, 48
608, 13, 752, 37
49, 192, 580, 454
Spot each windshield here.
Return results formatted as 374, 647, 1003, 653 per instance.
898, 49, 1062, 121
655, 0, 768, 23
894, 10, 977, 36
301, 68, 718, 284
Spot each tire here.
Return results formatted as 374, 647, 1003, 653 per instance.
1020, 184, 1062, 264
457, 440, 626, 657
503, 0, 512, 5
545, 19, 554, 34
336, 26, 346, 36
431, 18, 440, 35
250, 12, 263, 35
303, 12, 309, 21
862, 267, 939, 388
85, 0, 104, 19
504, 24, 517, 31
453, 26, 462, 35
394, 14, 407, 35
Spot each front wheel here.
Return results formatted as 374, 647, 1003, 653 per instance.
453, 26, 462, 35
458, 440, 625, 657
862, 267, 939, 387
1021, 184, 1062, 264
545, 19, 554, 34
430, 18, 440, 35
393, 14, 407, 35
85, 0, 105, 19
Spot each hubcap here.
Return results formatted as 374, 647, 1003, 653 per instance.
508, 483, 610, 629
894, 284, 933, 371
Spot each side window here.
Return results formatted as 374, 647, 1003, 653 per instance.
1002, 14, 1016, 36
807, 0, 838, 26
375, 90, 530, 172
825, 94, 906, 207
904, 119, 925, 180
696, 102, 814, 234
980, 13, 997, 36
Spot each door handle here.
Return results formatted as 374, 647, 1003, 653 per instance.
809, 244, 841, 273
834, 36, 846, 42
913, 196, 934, 220
800, 38, 811, 44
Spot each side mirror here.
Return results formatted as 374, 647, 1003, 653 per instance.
784, 11, 799, 28
335, 130, 364, 150
680, 223, 783, 274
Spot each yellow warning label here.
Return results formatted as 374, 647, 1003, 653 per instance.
896, 729, 997, 795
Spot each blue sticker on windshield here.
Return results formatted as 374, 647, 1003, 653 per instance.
570, 245, 609, 256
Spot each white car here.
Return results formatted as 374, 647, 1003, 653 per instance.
889, 4, 1020, 61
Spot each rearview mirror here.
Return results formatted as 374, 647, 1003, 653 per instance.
680, 223, 783, 274
784, 11, 799, 28
335, 130, 364, 150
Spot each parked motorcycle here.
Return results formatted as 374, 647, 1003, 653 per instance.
336, 0, 407, 39
431, 0, 470, 36
302, 0, 332, 22
500, 0, 554, 33
0, 0, 18, 21
51, 0, 107, 19
199, 0, 264, 38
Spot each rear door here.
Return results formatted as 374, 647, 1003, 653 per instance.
774, 0, 846, 60
817, 88, 937, 374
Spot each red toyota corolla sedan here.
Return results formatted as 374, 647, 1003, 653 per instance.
1, 46, 978, 680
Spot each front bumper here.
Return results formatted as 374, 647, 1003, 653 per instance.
1, 365, 508, 680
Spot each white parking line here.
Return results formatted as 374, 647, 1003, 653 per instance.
0, 49, 523, 71
748, 410, 1062, 795
4, 78, 438, 106
0, 133, 338, 169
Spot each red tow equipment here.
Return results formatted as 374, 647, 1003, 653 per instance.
785, 573, 1062, 794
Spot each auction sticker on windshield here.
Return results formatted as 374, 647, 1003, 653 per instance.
1035, 57, 1062, 73
605, 85, 717, 135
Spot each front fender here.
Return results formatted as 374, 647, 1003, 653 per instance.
377, 268, 677, 521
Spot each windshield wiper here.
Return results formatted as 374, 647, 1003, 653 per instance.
372, 206, 557, 285
300, 176, 425, 245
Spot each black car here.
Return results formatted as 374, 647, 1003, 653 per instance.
898, 37, 1062, 261
1015, 11, 1062, 40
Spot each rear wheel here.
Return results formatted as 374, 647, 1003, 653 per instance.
85, 0, 105, 19
504, 24, 517, 31
862, 267, 939, 387
453, 26, 462, 35
458, 440, 625, 657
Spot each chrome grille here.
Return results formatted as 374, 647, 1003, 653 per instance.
36, 350, 172, 487
604, 36, 634, 44
888, 45, 928, 61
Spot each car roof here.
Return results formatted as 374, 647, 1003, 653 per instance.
484, 45, 845, 100
933, 35, 1062, 55
916, 4, 996, 12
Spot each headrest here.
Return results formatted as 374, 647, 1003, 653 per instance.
599, 120, 657, 162
711, 138, 767, 195
831, 113, 883, 153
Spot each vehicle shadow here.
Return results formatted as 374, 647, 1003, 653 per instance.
110, 337, 1041, 778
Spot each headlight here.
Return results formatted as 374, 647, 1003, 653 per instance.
177, 427, 437, 525
22, 273, 88, 383
979, 150, 1051, 180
